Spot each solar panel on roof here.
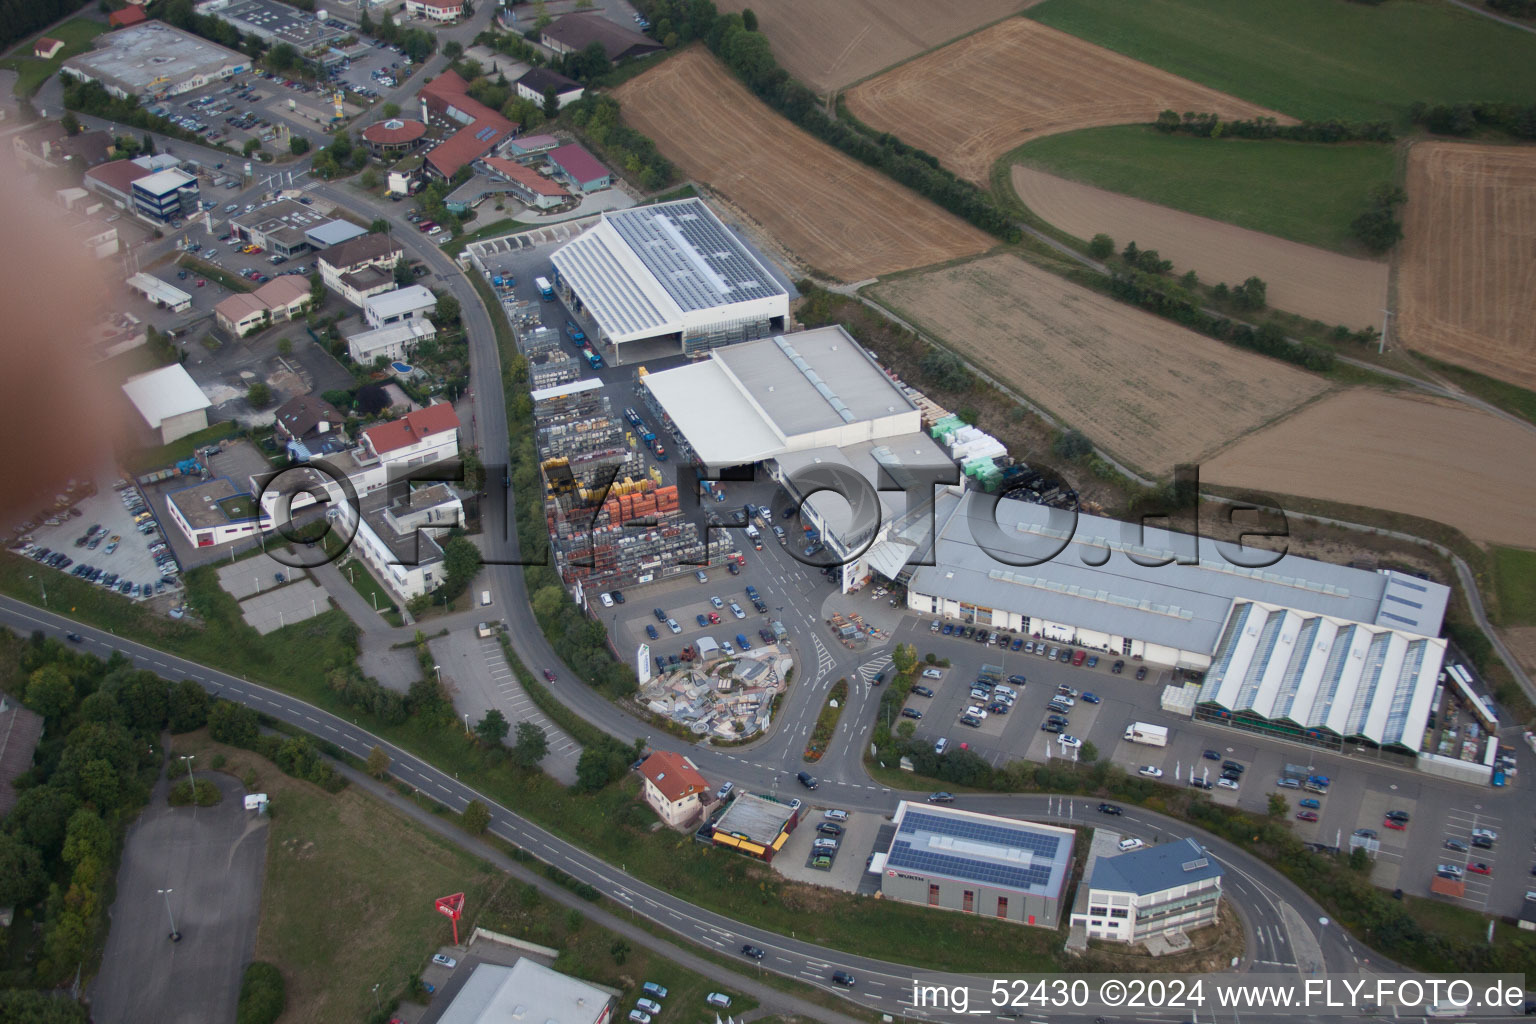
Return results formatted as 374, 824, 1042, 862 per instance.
606, 199, 783, 313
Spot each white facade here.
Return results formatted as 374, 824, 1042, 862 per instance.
363, 283, 436, 328
1071, 838, 1223, 943
404, 0, 462, 20
126, 272, 192, 313
122, 364, 211, 444
347, 319, 436, 364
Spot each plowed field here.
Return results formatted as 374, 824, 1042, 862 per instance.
871, 254, 1328, 475
844, 18, 1287, 184
1397, 142, 1536, 390
614, 48, 993, 281
1204, 389, 1536, 547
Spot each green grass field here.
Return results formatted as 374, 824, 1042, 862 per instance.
1490, 546, 1536, 627
1012, 126, 1398, 252
0, 17, 104, 98
1029, 0, 1536, 124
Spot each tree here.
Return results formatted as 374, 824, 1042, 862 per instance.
1087, 233, 1114, 260
1079, 741, 1099, 763
382, 101, 401, 118
308, 270, 325, 306
61, 111, 81, 136
534, 0, 551, 29
1349, 846, 1371, 872
444, 40, 464, 60
475, 708, 511, 746
462, 799, 491, 834
268, 42, 299, 71
277, 337, 293, 357
61, 808, 111, 868
542, 84, 560, 121
0, 832, 45, 909
289, 135, 310, 155
360, 168, 381, 190
1052, 428, 1092, 461
243, 138, 262, 157
511, 721, 548, 769
208, 700, 260, 747
366, 745, 391, 779
1267, 793, 1287, 817
168, 678, 209, 732
25, 664, 75, 720
142, 132, 155, 156
918, 348, 971, 392
742, 7, 758, 31
568, 40, 612, 82
237, 962, 286, 1024
371, 217, 392, 235
393, 256, 414, 286
247, 381, 274, 408
1233, 275, 1267, 311
431, 292, 461, 328
441, 536, 482, 600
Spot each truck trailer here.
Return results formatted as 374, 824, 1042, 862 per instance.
1124, 722, 1169, 747
535, 276, 554, 301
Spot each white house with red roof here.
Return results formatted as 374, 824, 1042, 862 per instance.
404, 0, 463, 21
637, 751, 711, 829
361, 402, 461, 470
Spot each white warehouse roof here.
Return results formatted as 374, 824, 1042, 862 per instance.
436, 960, 611, 1024
363, 284, 436, 320
550, 197, 787, 344
305, 219, 368, 249
133, 167, 197, 197
122, 364, 212, 428
126, 272, 191, 309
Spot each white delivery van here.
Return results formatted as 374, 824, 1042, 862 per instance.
481, 590, 491, 606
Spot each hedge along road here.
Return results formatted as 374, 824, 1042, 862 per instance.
0, 594, 1386, 1019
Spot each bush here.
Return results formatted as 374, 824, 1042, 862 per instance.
918, 348, 973, 392
1087, 233, 1114, 260
1052, 429, 1092, 461
237, 962, 285, 1024
1352, 184, 1407, 254
169, 778, 222, 807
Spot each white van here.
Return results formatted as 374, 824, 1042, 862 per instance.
745, 524, 760, 540
480, 590, 491, 606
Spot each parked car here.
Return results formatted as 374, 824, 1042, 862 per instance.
1203, 749, 1222, 760
900, 708, 923, 720
1295, 810, 1319, 822
816, 822, 843, 836
1081, 692, 1100, 704
432, 954, 457, 968
927, 792, 954, 803
1118, 837, 1145, 851
1216, 777, 1240, 790
1444, 838, 1469, 852
1299, 798, 1321, 809
1138, 765, 1163, 778
1135, 666, 1148, 680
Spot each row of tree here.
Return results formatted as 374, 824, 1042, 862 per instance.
61, 79, 204, 148
564, 94, 675, 191
1154, 109, 1394, 143
1409, 100, 1536, 140
1486, 0, 1536, 16
358, 9, 436, 63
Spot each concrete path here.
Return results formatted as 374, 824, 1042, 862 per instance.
310, 560, 395, 634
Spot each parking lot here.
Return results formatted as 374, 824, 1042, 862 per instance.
11, 474, 184, 604
773, 805, 884, 894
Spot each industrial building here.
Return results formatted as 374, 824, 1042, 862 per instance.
61, 21, 248, 100
363, 284, 436, 328
131, 167, 200, 223
229, 198, 328, 256
540, 13, 664, 62
549, 197, 789, 357
1071, 837, 1224, 944
703, 792, 800, 861
122, 364, 211, 443
194, 0, 345, 47
875, 802, 1074, 928
126, 273, 193, 313
165, 477, 262, 547
436, 960, 614, 1024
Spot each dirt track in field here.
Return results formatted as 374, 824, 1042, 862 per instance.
1397, 142, 1536, 389
713, 0, 1038, 94
1204, 389, 1536, 547
871, 253, 1328, 476
1011, 165, 1389, 329
844, 19, 1289, 184
614, 48, 993, 282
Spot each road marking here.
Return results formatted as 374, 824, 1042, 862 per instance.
324, 724, 337, 732
305, 716, 318, 723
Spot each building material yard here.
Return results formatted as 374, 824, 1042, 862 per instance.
1203, 389, 1536, 548
843, 18, 1286, 186
613, 47, 993, 282
1010, 165, 1388, 329
1397, 142, 1536, 391
870, 253, 1328, 476
713, 0, 1039, 94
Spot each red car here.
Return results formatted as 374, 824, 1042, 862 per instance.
1295, 810, 1319, 822
195, 279, 206, 287
543, 669, 556, 682
1467, 862, 1492, 875
708, 612, 720, 624
1383, 818, 1406, 830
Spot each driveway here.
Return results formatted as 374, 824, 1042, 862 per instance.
90, 770, 268, 1024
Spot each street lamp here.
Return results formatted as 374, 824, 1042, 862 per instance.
464, 712, 470, 736
434, 664, 442, 684
180, 754, 196, 793
157, 888, 181, 942
28, 574, 46, 607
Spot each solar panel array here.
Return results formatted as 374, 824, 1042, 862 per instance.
888, 810, 1066, 892
607, 199, 784, 314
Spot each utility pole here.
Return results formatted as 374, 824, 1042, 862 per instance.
157, 888, 181, 942
1379, 308, 1393, 356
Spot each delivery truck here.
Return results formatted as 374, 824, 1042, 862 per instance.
1124, 722, 1169, 747
535, 276, 554, 301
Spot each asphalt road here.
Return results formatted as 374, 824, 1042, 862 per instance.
88, 771, 268, 1024
4, 595, 1390, 1023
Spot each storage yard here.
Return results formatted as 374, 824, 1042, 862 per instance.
843, 18, 1286, 185
713, 0, 1039, 94
1011, 165, 1388, 329
1203, 389, 1536, 547
870, 253, 1328, 475
1396, 142, 1536, 390
613, 48, 993, 281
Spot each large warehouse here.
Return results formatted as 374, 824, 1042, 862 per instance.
61, 21, 248, 100
876, 802, 1074, 928
900, 489, 1451, 757
549, 198, 789, 359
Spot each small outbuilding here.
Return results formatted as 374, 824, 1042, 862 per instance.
122, 364, 212, 444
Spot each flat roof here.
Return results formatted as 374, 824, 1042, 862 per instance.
232, 197, 328, 234
550, 198, 786, 343
63, 21, 246, 95
306, 220, 368, 249
885, 801, 1074, 898
775, 431, 950, 538
134, 167, 197, 196
1088, 837, 1222, 897
364, 284, 436, 319
716, 327, 916, 434
126, 272, 192, 308
909, 491, 1449, 657
168, 476, 259, 530
348, 319, 436, 356
437, 960, 611, 1024
713, 791, 798, 846
212, 0, 343, 46
641, 359, 784, 464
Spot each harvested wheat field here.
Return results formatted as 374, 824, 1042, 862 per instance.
615, 48, 992, 281
871, 253, 1328, 475
1012, 165, 1388, 328
714, 0, 1035, 94
1205, 389, 1536, 547
1398, 142, 1536, 389
845, 19, 1288, 184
